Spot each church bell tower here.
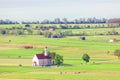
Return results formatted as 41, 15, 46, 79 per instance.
44, 46, 48, 56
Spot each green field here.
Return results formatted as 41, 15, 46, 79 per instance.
0, 26, 120, 80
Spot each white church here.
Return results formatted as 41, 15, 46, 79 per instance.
32, 47, 52, 66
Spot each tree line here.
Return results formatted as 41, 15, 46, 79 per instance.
1, 18, 120, 24
0, 17, 107, 24
0, 19, 19, 24
40, 18, 106, 24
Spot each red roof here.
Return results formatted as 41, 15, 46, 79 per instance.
111, 38, 116, 40
36, 54, 51, 59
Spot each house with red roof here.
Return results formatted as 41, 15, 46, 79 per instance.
52, 34, 60, 38
32, 47, 52, 66
109, 38, 116, 42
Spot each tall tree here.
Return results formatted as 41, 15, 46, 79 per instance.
54, 18, 61, 24
62, 18, 68, 24
54, 54, 63, 66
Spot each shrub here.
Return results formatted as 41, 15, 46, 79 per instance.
82, 54, 90, 63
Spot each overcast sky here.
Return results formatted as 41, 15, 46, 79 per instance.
0, 0, 120, 21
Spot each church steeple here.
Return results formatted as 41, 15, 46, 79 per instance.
44, 46, 48, 56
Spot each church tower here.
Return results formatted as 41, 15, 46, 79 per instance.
44, 46, 48, 56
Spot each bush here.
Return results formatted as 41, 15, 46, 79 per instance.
82, 54, 90, 63
54, 54, 63, 67
1, 30, 7, 35
17, 30, 23, 35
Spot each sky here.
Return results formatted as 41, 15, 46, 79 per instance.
0, 0, 120, 21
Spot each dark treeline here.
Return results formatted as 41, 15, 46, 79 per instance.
1, 18, 120, 24
0, 17, 107, 24
0, 19, 19, 24
22, 18, 107, 24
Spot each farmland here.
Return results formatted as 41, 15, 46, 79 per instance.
0, 24, 120, 80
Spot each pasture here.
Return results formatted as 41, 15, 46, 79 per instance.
0, 30, 120, 79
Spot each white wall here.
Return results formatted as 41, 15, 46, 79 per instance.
32, 55, 39, 66
32, 55, 52, 66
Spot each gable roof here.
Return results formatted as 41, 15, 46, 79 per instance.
36, 54, 51, 59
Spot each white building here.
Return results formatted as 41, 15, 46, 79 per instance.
32, 47, 52, 66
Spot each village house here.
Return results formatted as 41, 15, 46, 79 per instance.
109, 38, 116, 42
49, 27, 55, 31
32, 47, 52, 66
41, 27, 55, 31
79, 36, 86, 40
25, 24, 30, 28
48, 34, 61, 38
52, 34, 60, 38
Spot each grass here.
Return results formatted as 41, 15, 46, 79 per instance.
0, 35, 119, 60
0, 62, 120, 80
1, 24, 120, 36
59, 28, 120, 36
0, 28, 120, 79
0, 24, 24, 28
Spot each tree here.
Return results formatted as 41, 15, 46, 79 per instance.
49, 52, 56, 59
48, 52, 56, 64
114, 50, 120, 59
82, 54, 90, 63
62, 18, 68, 24
54, 18, 61, 24
1, 30, 7, 35
54, 54, 63, 67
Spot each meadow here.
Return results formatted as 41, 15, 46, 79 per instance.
0, 24, 120, 80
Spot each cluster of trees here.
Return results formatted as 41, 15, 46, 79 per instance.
1, 18, 120, 24
0, 19, 19, 24
38, 24, 120, 30
40, 18, 107, 24
0, 29, 33, 35
0, 18, 107, 24
59, 24, 105, 29
46, 51, 63, 66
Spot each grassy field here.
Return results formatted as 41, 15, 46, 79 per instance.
0, 24, 24, 28
0, 63, 120, 80
0, 32, 120, 79
0, 24, 120, 36
58, 28, 120, 35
